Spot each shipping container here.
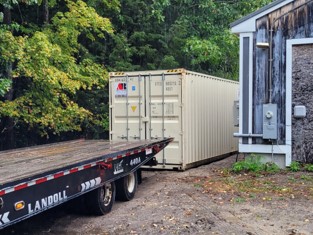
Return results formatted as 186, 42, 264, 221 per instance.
109, 69, 239, 170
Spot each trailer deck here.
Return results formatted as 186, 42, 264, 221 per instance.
0, 139, 162, 187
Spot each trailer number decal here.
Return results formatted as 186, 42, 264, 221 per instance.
113, 160, 124, 175
130, 157, 141, 166
28, 190, 68, 214
0, 212, 10, 225
81, 177, 101, 192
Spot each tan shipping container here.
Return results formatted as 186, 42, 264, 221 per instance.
109, 69, 239, 170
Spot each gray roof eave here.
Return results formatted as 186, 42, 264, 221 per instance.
230, 0, 287, 28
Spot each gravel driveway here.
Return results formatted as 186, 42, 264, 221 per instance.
2, 154, 313, 235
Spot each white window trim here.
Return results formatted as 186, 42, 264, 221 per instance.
239, 33, 254, 144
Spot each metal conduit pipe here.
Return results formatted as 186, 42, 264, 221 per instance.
233, 133, 263, 138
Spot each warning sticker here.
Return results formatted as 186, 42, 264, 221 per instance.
115, 82, 127, 97
131, 106, 137, 112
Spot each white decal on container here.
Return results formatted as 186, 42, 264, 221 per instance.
115, 82, 127, 97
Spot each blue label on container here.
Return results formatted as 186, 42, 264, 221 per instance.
132, 85, 136, 91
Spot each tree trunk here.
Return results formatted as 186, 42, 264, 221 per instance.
42, 0, 49, 24
2, 6, 15, 149
3, 6, 11, 25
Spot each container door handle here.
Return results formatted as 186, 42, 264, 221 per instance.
118, 136, 128, 140
130, 136, 140, 140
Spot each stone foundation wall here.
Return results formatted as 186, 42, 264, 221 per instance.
292, 44, 313, 163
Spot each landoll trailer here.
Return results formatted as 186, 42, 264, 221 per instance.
0, 138, 172, 229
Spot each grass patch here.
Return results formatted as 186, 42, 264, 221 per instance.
300, 174, 313, 181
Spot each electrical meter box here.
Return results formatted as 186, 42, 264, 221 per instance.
263, 103, 277, 140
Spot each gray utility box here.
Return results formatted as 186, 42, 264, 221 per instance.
263, 103, 278, 140
109, 69, 239, 170
233, 100, 239, 127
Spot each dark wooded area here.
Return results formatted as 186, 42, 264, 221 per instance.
0, 0, 271, 150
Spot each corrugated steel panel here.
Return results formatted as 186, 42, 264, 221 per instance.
109, 69, 239, 170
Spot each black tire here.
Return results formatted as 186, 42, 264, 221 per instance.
116, 171, 138, 201
86, 181, 116, 215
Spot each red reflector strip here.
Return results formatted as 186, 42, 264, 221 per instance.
70, 168, 78, 173
0, 190, 5, 196
54, 172, 64, 179
134, 150, 139, 154
117, 155, 122, 159
36, 178, 47, 184
14, 183, 28, 191
126, 152, 131, 156
83, 164, 92, 169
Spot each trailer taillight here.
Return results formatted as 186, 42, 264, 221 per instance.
14, 201, 25, 211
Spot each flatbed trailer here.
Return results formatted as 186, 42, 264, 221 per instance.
0, 138, 172, 229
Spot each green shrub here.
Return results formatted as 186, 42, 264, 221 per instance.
304, 164, 313, 172
232, 154, 263, 173
263, 162, 280, 173
232, 154, 280, 174
289, 161, 301, 172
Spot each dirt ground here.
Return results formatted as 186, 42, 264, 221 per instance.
2, 154, 313, 235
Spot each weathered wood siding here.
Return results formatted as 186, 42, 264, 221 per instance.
254, 16, 269, 144
254, 0, 313, 147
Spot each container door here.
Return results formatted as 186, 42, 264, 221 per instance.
146, 73, 182, 165
110, 75, 145, 141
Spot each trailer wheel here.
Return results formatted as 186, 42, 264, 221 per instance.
116, 171, 138, 201
87, 181, 116, 215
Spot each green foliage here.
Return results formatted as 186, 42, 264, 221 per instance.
234, 197, 246, 203
0, 0, 113, 137
0, 29, 24, 63
0, 0, 273, 148
0, 78, 11, 96
0, 0, 39, 9
289, 161, 301, 172
300, 174, 313, 181
263, 162, 280, 173
232, 154, 280, 174
232, 154, 263, 173
304, 164, 313, 172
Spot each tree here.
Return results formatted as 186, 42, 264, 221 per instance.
148, 0, 272, 79
0, 0, 273, 149
0, 0, 113, 148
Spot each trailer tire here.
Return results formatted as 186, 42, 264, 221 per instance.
87, 181, 116, 215
116, 171, 138, 201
